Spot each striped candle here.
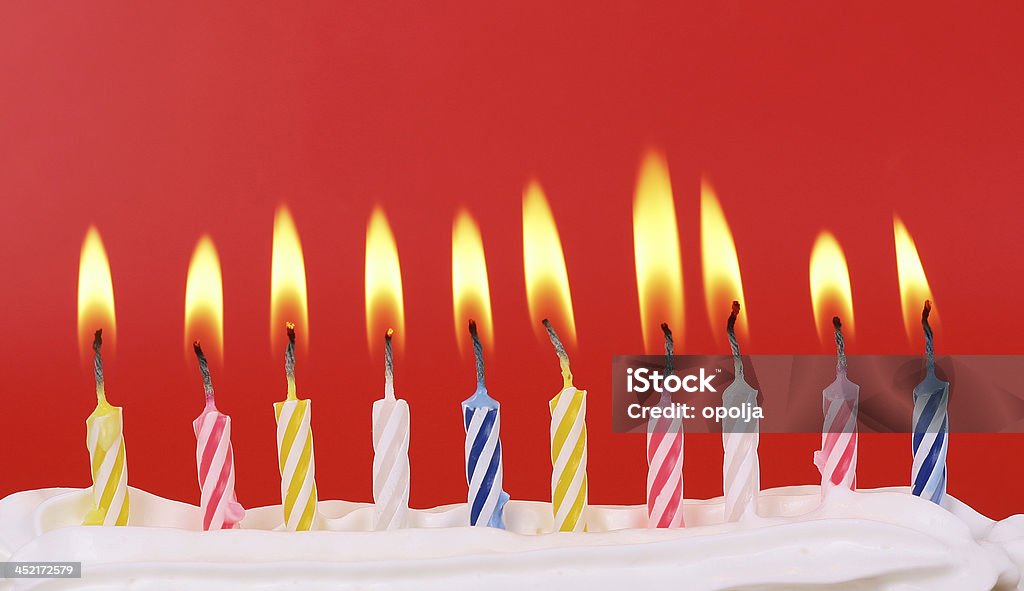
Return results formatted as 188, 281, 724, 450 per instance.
274, 323, 319, 531
372, 329, 411, 530
192, 342, 244, 530
462, 320, 509, 528
814, 317, 859, 494
912, 300, 948, 504
646, 323, 684, 528
83, 329, 130, 527
543, 319, 588, 532
722, 302, 760, 522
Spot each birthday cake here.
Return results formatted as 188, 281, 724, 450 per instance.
2, 486, 1023, 591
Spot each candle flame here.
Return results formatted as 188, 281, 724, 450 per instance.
77, 226, 116, 358
523, 180, 576, 347
185, 235, 224, 364
894, 215, 938, 341
700, 179, 747, 343
270, 205, 309, 351
809, 231, 855, 344
632, 149, 684, 354
365, 206, 405, 354
452, 209, 493, 356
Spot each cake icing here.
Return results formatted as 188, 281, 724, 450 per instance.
2, 485, 1023, 590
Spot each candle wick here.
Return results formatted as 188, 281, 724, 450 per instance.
285, 322, 297, 401
384, 328, 395, 399
832, 316, 847, 372
727, 301, 743, 376
542, 319, 573, 388
92, 329, 107, 405
661, 322, 674, 375
468, 319, 486, 391
922, 300, 935, 374
192, 341, 216, 405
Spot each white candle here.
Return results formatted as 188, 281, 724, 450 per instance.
721, 302, 759, 521
372, 329, 411, 530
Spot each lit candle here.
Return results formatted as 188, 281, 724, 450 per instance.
274, 322, 319, 531
722, 301, 759, 521
647, 323, 683, 528
192, 342, 244, 530
814, 316, 859, 494
83, 329, 130, 526
543, 319, 588, 532
372, 328, 411, 530
462, 320, 509, 528
912, 300, 948, 504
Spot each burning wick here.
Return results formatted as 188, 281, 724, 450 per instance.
660, 323, 674, 375
192, 341, 215, 404
832, 316, 847, 371
469, 319, 486, 391
922, 300, 935, 373
384, 328, 395, 399
543, 319, 573, 388
727, 301, 743, 375
92, 329, 106, 405
285, 322, 297, 401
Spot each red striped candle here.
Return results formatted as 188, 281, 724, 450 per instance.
193, 342, 244, 530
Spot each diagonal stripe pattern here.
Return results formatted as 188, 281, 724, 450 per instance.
84, 405, 130, 526
194, 409, 244, 530
550, 386, 588, 532
646, 396, 683, 528
463, 403, 508, 528
275, 398, 319, 531
372, 397, 411, 530
912, 382, 948, 504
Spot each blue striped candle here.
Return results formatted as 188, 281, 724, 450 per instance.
912, 300, 948, 504
462, 320, 509, 528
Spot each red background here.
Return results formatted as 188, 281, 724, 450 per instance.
2, 2, 1023, 518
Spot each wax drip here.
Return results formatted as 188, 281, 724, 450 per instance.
661, 323, 674, 374
384, 328, 395, 398
542, 319, 573, 389
727, 301, 743, 376
469, 320, 486, 391
922, 300, 935, 374
833, 316, 847, 372
92, 329, 106, 405
193, 341, 215, 403
285, 322, 297, 400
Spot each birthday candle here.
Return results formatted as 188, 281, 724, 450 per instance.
192, 342, 244, 530
647, 323, 683, 528
912, 300, 948, 504
543, 319, 588, 532
83, 329, 130, 526
462, 320, 509, 528
372, 329, 411, 530
274, 323, 319, 531
814, 317, 859, 494
722, 302, 760, 521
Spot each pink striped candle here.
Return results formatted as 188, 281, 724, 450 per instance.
192, 342, 244, 530
646, 323, 684, 528
813, 317, 859, 494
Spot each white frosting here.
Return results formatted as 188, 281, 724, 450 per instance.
2, 485, 1023, 590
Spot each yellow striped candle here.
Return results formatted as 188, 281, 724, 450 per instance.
544, 319, 587, 532
83, 329, 130, 526
274, 323, 319, 531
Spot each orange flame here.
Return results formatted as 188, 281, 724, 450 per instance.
452, 209, 493, 356
894, 215, 937, 341
77, 226, 116, 358
632, 150, 684, 354
522, 180, 576, 347
270, 205, 309, 352
365, 207, 405, 354
809, 231, 855, 344
185, 235, 224, 363
700, 179, 747, 343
